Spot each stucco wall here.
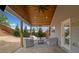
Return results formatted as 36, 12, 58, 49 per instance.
51, 6, 79, 52
71, 18, 79, 52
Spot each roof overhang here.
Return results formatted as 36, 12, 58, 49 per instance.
6, 5, 57, 26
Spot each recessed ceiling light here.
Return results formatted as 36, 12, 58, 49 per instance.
46, 16, 48, 19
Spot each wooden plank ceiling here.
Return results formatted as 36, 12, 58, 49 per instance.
8, 5, 56, 26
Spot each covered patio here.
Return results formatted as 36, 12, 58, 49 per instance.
4, 5, 65, 53
1, 5, 79, 53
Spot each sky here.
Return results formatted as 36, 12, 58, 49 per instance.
4, 11, 30, 30
0, 10, 48, 32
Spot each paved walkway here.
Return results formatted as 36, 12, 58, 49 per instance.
15, 42, 65, 53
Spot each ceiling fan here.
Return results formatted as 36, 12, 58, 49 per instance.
35, 5, 49, 13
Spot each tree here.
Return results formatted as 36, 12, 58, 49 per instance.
13, 24, 20, 37
0, 11, 10, 26
23, 26, 30, 37
37, 27, 43, 39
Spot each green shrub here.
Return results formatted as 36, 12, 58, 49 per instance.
23, 26, 30, 37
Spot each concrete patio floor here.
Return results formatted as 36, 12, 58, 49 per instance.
15, 42, 65, 53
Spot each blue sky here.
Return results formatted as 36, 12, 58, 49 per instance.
4, 11, 30, 30
2, 10, 48, 32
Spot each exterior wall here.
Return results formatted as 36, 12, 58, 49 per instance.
0, 29, 9, 36
71, 18, 79, 52
51, 6, 79, 52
